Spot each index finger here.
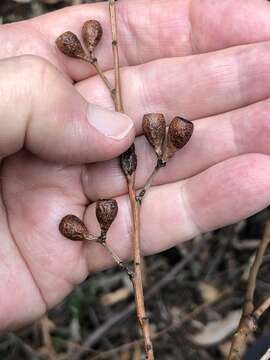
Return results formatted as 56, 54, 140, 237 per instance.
1, 0, 270, 81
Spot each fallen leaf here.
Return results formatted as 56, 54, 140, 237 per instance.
101, 287, 131, 306
189, 310, 242, 347
199, 282, 220, 303
261, 349, 270, 360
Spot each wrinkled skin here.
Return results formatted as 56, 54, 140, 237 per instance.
1, 0, 270, 330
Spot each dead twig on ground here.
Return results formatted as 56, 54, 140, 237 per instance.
228, 217, 270, 360
260, 349, 270, 360
38, 316, 57, 360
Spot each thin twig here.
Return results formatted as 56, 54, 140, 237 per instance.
9, 333, 40, 360
228, 217, 270, 360
84, 232, 132, 275
39, 316, 57, 360
91, 61, 115, 99
137, 161, 164, 204
243, 224, 270, 317
108, 1, 154, 358
260, 349, 270, 360
100, 241, 124, 269
99, 239, 133, 276
253, 296, 270, 321
84, 54, 116, 104
137, 165, 160, 204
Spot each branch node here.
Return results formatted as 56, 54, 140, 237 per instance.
157, 158, 166, 168
136, 192, 145, 204
142, 316, 149, 322
90, 56, 97, 64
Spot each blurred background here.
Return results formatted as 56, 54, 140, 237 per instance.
0, 0, 98, 23
1, 1, 270, 359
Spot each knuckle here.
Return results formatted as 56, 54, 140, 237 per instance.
16, 55, 55, 87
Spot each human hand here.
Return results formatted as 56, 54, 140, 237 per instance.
1, 0, 270, 331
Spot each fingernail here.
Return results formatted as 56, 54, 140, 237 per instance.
87, 104, 134, 140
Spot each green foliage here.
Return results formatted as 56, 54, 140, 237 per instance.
66, 280, 101, 319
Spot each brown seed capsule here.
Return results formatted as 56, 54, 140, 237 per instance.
56, 31, 86, 59
165, 117, 193, 159
96, 199, 118, 235
120, 144, 137, 177
59, 215, 89, 241
142, 113, 166, 158
82, 20, 103, 53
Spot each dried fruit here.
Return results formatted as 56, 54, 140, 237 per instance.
120, 144, 137, 177
165, 116, 193, 159
96, 199, 118, 235
56, 31, 86, 59
59, 215, 89, 241
142, 113, 166, 158
82, 20, 103, 53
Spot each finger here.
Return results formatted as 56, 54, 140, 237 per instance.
77, 41, 270, 129
0, 55, 134, 163
1, 0, 270, 81
82, 97, 270, 200
2, 151, 89, 311
83, 154, 270, 272
0, 196, 46, 331
39, 0, 270, 80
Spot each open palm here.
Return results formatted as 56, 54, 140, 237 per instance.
1, 0, 270, 331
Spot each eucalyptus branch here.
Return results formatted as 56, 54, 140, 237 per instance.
55, 27, 116, 103
55, 11, 155, 358
55, 11, 195, 360
108, 1, 154, 358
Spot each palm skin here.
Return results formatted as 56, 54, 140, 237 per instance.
1, 0, 270, 331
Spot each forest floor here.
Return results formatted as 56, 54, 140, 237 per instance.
1, 1, 270, 359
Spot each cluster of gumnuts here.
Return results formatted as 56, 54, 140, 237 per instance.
56, 20, 103, 63
143, 113, 193, 164
60, 200, 118, 245
56, 19, 194, 267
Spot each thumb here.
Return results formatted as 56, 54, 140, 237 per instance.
0, 55, 135, 163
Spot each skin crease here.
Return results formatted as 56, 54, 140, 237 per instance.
1, 0, 270, 331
